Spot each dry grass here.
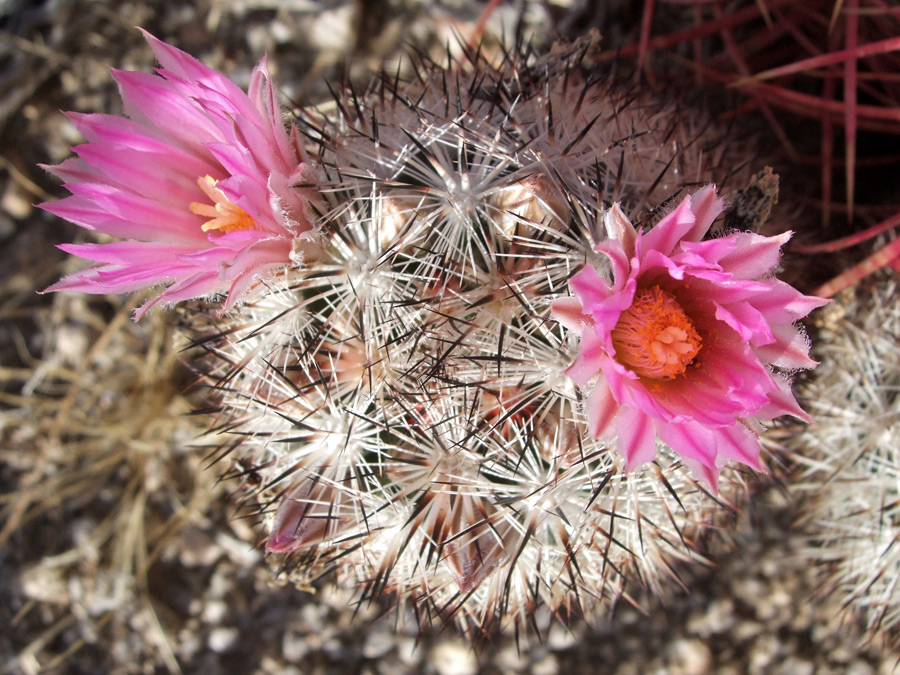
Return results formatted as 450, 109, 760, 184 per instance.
1, 290, 212, 673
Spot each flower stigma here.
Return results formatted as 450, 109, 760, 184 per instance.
190, 175, 259, 234
611, 285, 702, 379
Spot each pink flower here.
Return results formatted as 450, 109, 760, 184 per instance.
42, 30, 319, 318
552, 186, 827, 489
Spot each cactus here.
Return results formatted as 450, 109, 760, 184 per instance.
794, 278, 900, 646
39, 28, 825, 637
187, 35, 764, 635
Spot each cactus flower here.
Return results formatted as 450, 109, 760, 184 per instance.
42, 31, 319, 318
552, 185, 827, 488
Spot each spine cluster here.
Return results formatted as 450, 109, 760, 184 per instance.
190, 36, 751, 634
794, 278, 900, 645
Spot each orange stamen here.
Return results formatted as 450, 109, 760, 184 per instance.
611, 286, 702, 380
189, 175, 259, 234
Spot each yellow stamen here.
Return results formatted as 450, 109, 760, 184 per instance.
189, 175, 259, 234
611, 285, 702, 379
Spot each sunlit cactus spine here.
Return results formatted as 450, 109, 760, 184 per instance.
793, 278, 900, 647
187, 34, 761, 635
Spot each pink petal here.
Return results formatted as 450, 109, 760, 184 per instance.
141, 30, 257, 121
697, 339, 773, 412
649, 374, 746, 426
753, 323, 817, 370
713, 299, 775, 345
67, 112, 162, 148
602, 363, 671, 420
749, 280, 829, 324
717, 231, 790, 279
698, 275, 773, 300
679, 236, 737, 265
42, 157, 105, 184
41, 193, 202, 243
113, 70, 223, 153
641, 194, 697, 257
68, 113, 214, 176
45, 256, 193, 295
134, 271, 220, 319
585, 277, 637, 338
255, 59, 309, 169
551, 296, 590, 333
562, 326, 606, 386
603, 203, 637, 258
207, 141, 257, 183
615, 406, 658, 471
569, 264, 614, 311
221, 240, 294, 306
714, 422, 765, 472
681, 184, 724, 242
223, 104, 284, 170
45, 267, 155, 295
73, 143, 209, 206
679, 456, 721, 492
71, 183, 206, 240
639, 249, 690, 282
218, 173, 283, 234
656, 419, 718, 469
584, 375, 619, 440
756, 373, 812, 423
57, 240, 197, 264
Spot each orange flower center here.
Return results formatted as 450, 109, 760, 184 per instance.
189, 175, 259, 234
611, 285, 702, 379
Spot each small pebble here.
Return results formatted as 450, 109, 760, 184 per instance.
207, 627, 239, 653
847, 661, 876, 675
667, 638, 712, 675
363, 628, 394, 659
688, 598, 735, 636
532, 652, 559, 675
431, 640, 478, 675
774, 657, 814, 675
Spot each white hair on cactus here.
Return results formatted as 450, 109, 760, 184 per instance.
793, 277, 900, 646
190, 34, 758, 636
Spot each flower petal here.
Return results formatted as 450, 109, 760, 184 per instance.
713, 299, 775, 345
562, 326, 606, 386
551, 296, 590, 333
656, 419, 718, 469
681, 184, 724, 242
718, 231, 790, 279
43, 31, 319, 318
615, 406, 657, 471
603, 203, 637, 258
754, 322, 817, 370
640, 194, 697, 257
714, 422, 765, 472
584, 374, 618, 439
555, 183, 823, 485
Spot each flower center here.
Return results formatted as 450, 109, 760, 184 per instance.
611, 285, 702, 379
189, 175, 259, 234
